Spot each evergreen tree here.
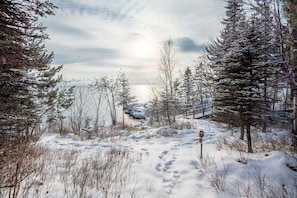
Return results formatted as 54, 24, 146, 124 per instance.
193, 57, 214, 118
116, 71, 136, 129
182, 66, 193, 106
234, 16, 269, 153
249, 0, 290, 131
207, 0, 247, 128
47, 80, 75, 134
181, 66, 193, 116
0, 0, 58, 134
283, 0, 297, 151
207, 0, 270, 152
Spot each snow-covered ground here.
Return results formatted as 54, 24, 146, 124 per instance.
30, 119, 297, 197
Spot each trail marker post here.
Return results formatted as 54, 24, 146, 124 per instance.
199, 130, 204, 159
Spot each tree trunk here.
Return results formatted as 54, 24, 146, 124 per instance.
166, 102, 172, 127
240, 125, 244, 140
246, 124, 253, 153
292, 27, 297, 152
262, 78, 268, 133
239, 107, 244, 140
293, 87, 297, 151
59, 118, 63, 135
122, 106, 125, 130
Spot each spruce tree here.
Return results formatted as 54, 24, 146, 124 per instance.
249, 0, 290, 131
208, 0, 269, 152
193, 58, 214, 118
283, 0, 297, 151
207, 0, 246, 128
181, 66, 194, 117
116, 71, 136, 129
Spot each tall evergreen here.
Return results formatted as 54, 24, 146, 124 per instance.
250, 0, 290, 131
207, 0, 246, 127
207, 0, 272, 152
193, 58, 213, 117
116, 71, 136, 129
182, 66, 193, 106
0, 0, 60, 134
283, 0, 297, 151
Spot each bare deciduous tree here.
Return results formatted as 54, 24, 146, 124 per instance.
69, 84, 90, 136
158, 40, 178, 127
88, 81, 105, 134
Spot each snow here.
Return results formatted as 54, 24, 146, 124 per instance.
125, 103, 148, 119
27, 119, 297, 197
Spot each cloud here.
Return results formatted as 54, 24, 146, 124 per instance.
47, 23, 96, 40
176, 37, 205, 53
43, 0, 226, 83
51, 47, 119, 65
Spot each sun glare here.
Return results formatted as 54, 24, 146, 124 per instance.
132, 39, 154, 59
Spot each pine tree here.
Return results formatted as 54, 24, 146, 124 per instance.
0, 0, 58, 134
116, 71, 136, 129
47, 80, 75, 134
181, 66, 193, 116
193, 57, 214, 118
182, 66, 193, 106
235, 16, 270, 153
207, 0, 269, 152
283, 0, 297, 151
207, 0, 247, 128
248, 0, 290, 131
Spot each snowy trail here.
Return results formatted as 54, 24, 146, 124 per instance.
38, 120, 221, 198
155, 143, 182, 195
36, 119, 297, 198
120, 121, 220, 198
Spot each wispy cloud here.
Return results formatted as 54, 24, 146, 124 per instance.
44, 0, 225, 83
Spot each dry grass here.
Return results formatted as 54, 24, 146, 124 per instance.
0, 136, 48, 198
197, 132, 297, 195
191, 151, 228, 191
215, 132, 294, 155
0, 138, 138, 198
233, 167, 297, 198
205, 164, 228, 191
191, 152, 215, 171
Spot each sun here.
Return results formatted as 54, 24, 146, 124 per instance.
132, 39, 154, 59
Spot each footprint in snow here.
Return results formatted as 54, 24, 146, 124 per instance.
141, 148, 150, 156
173, 170, 181, 180
159, 150, 168, 160
162, 178, 174, 194
156, 146, 184, 195
171, 147, 179, 151
162, 177, 180, 195
155, 163, 162, 172
163, 160, 175, 172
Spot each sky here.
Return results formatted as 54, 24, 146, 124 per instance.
43, 0, 226, 84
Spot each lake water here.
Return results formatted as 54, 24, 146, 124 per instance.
130, 84, 152, 103
66, 84, 152, 126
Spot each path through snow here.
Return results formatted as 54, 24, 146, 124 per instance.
38, 119, 297, 198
